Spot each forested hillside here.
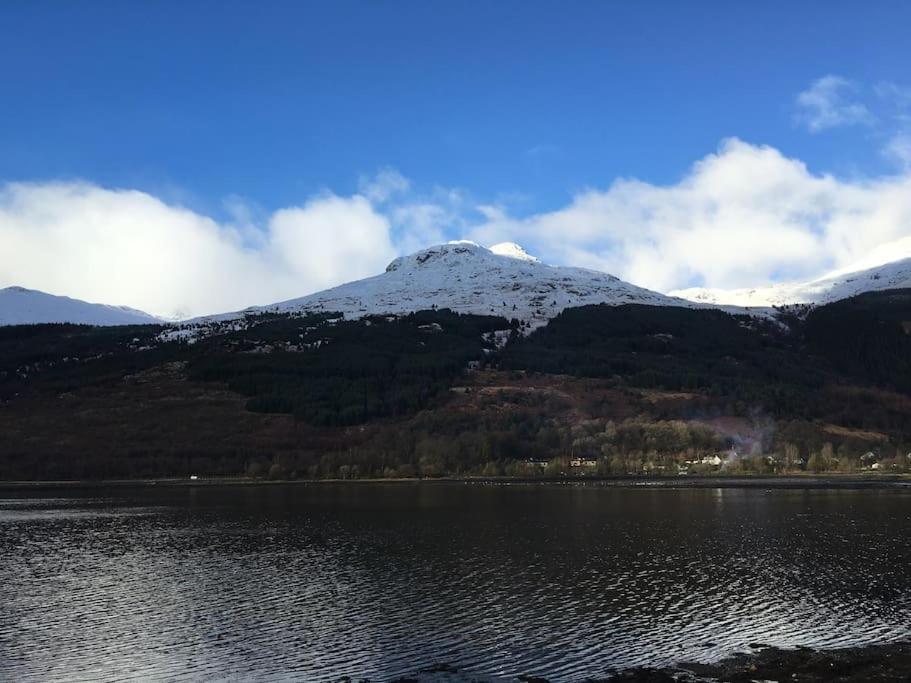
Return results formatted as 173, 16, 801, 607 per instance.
804, 290, 911, 394
1, 293, 910, 480
186, 310, 514, 425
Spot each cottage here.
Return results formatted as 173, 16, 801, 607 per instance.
570, 457, 599, 468
861, 451, 879, 470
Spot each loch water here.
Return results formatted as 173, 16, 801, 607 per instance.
2, 482, 910, 681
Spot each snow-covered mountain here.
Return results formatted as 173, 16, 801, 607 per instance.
672, 257, 911, 308
197, 241, 715, 329
0, 286, 161, 326
20, 241, 909, 332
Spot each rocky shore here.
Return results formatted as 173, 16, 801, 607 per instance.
391, 640, 911, 682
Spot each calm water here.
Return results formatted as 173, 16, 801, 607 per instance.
1, 483, 910, 681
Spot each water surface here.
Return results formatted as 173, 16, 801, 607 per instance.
2, 483, 910, 681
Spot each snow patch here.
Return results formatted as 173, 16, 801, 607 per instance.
490, 242, 540, 263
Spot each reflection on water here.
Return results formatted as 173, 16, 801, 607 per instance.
2, 484, 910, 681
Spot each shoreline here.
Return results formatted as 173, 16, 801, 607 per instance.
398, 640, 911, 682
402, 641, 911, 683
1, 473, 909, 491
602, 639, 911, 682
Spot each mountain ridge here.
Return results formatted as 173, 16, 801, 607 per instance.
0, 286, 161, 327
671, 257, 911, 308
6, 242, 911, 328
193, 241, 748, 331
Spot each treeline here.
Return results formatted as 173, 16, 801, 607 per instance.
0, 322, 169, 399
499, 304, 826, 418
498, 298, 911, 425
187, 310, 513, 426
804, 289, 911, 394
241, 413, 910, 481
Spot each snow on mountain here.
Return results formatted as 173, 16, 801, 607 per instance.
195, 241, 720, 330
0, 286, 161, 326
671, 257, 911, 308
488, 242, 539, 262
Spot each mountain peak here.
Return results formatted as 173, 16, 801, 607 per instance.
199, 241, 702, 329
385, 241, 540, 274
385, 241, 483, 272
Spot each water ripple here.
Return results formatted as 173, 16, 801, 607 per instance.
1, 485, 910, 681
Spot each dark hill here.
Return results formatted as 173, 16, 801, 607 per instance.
1, 295, 910, 480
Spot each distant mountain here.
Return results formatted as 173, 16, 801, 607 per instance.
672, 257, 911, 308
0, 286, 160, 326
198, 241, 720, 329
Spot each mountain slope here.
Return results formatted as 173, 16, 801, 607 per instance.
672, 257, 911, 308
0, 286, 161, 326
199, 241, 723, 329
6, 291, 911, 481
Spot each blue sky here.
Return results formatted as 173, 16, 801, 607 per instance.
2, 1, 911, 316
3, 1, 908, 212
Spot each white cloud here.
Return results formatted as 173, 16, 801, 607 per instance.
883, 134, 911, 169
795, 75, 874, 132
875, 81, 911, 111
358, 168, 410, 203
5, 138, 911, 317
0, 182, 396, 319
467, 138, 911, 293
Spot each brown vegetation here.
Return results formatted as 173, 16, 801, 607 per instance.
3, 360, 910, 481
